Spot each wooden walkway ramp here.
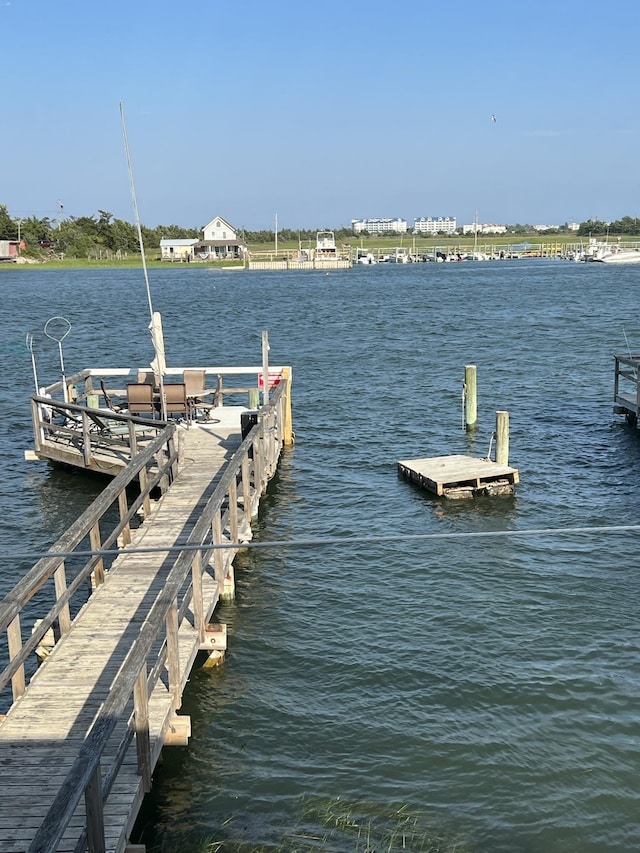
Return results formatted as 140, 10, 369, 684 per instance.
0, 382, 292, 852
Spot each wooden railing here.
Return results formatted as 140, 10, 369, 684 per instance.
1, 378, 291, 853
614, 354, 640, 422
31, 395, 170, 465
0, 423, 178, 708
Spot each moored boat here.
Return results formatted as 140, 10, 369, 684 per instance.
582, 237, 640, 264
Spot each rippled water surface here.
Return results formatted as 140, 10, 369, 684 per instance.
1, 261, 640, 852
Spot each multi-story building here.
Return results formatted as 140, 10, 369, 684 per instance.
462, 223, 507, 235
413, 216, 457, 235
351, 218, 408, 234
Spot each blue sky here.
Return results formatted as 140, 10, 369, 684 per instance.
2, 0, 639, 231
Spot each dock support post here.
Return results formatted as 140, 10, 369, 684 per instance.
495, 410, 509, 465
464, 364, 477, 430
282, 366, 294, 446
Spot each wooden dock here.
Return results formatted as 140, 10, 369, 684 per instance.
613, 353, 640, 425
248, 257, 351, 270
0, 377, 292, 852
398, 454, 519, 498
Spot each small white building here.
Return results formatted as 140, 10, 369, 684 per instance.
159, 238, 198, 262
413, 216, 457, 235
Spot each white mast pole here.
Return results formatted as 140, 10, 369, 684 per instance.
120, 101, 166, 419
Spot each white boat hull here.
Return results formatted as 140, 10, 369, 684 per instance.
596, 251, 640, 265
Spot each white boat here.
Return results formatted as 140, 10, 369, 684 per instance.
387, 247, 411, 263
465, 251, 489, 261
355, 251, 377, 265
594, 246, 640, 264
583, 238, 640, 264
315, 230, 338, 259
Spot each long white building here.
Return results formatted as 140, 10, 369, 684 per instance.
413, 216, 457, 235
462, 222, 507, 235
352, 218, 407, 234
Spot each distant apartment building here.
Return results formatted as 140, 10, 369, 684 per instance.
352, 218, 408, 234
462, 222, 507, 235
413, 216, 457, 235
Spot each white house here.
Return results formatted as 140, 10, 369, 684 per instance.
202, 216, 237, 242
160, 217, 247, 262
196, 216, 247, 260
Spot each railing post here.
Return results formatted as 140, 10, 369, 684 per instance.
31, 397, 44, 452
168, 433, 179, 481
212, 510, 225, 587
117, 490, 131, 546
89, 523, 105, 587
128, 420, 138, 457
54, 562, 72, 636
165, 601, 181, 710
82, 410, 92, 466
85, 763, 106, 853
139, 466, 152, 518
191, 551, 205, 643
253, 433, 263, 497
228, 476, 239, 544
133, 668, 152, 792
7, 615, 26, 701
241, 456, 252, 521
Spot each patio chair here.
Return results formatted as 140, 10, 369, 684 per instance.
164, 382, 189, 422
126, 382, 156, 418
184, 369, 216, 420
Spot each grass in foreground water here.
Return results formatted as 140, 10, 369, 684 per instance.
147, 796, 470, 853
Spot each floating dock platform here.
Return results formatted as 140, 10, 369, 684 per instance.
398, 454, 519, 499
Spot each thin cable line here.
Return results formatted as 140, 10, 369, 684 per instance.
9, 523, 640, 563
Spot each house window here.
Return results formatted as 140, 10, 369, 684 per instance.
222, 232, 226, 239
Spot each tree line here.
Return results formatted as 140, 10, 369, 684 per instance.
1, 204, 640, 257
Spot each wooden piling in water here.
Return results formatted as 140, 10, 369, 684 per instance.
495, 410, 509, 465
464, 364, 477, 430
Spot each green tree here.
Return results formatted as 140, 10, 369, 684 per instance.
0, 204, 15, 240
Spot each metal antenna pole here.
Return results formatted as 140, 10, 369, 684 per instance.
26, 333, 40, 394
44, 317, 71, 403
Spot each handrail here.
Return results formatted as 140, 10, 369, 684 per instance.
27, 380, 290, 853
0, 422, 177, 700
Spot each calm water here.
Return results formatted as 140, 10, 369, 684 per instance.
1, 261, 640, 852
